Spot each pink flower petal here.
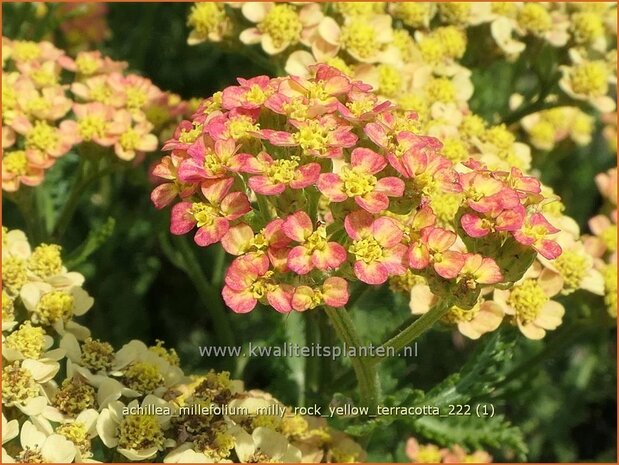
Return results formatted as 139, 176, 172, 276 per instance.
355, 191, 389, 214
322, 277, 349, 307
287, 246, 314, 275
222, 286, 257, 313
344, 210, 373, 240
312, 242, 347, 271
373, 217, 403, 248
354, 260, 388, 285
221, 192, 251, 220
170, 202, 195, 235
283, 211, 313, 242
351, 147, 386, 173
317, 173, 347, 201
194, 217, 229, 247
375, 177, 405, 197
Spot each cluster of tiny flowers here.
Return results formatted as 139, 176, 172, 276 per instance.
185, 3, 616, 162
405, 436, 492, 463
152, 65, 562, 320
1, 228, 364, 463
583, 168, 617, 317
2, 37, 188, 192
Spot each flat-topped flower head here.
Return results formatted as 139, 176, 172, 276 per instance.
292, 277, 349, 311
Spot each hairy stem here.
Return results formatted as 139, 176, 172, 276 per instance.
324, 306, 380, 411
371, 298, 454, 366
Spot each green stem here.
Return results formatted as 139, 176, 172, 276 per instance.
370, 297, 454, 366
324, 306, 380, 411
174, 236, 236, 348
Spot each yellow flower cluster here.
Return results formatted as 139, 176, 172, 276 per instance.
1, 228, 364, 463
2, 38, 189, 192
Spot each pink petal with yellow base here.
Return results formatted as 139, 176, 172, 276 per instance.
195, 218, 229, 247
433, 251, 465, 279
170, 202, 195, 235
288, 246, 313, 275
249, 176, 286, 195
323, 277, 349, 308
283, 212, 313, 242
221, 223, 254, 255
355, 192, 389, 214
354, 261, 389, 285
317, 174, 347, 201
312, 243, 347, 271
351, 148, 386, 173
221, 192, 251, 220
222, 286, 257, 313
344, 211, 374, 240
373, 217, 403, 248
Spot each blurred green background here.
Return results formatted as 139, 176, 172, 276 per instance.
3, 3, 616, 462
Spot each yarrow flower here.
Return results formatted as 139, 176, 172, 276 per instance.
152, 64, 562, 318
1, 227, 364, 463
2, 37, 188, 193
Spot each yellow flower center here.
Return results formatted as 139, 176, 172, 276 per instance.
266, 158, 299, 184
306, 225, 328, 253
281, 414, 309, 439
377, 64, 402, 98
56, 422, 91, 457
294, 120, 330, 153
149, 340, 180, 366
444, 301, 480, 324
75, 54, 100, 75
570, 61, 609, 97
123, 361, 165, 393
226, 115, 259, 140
441, 138, 469, 163
78, 115, 107, 141
252, 414, 281, 430
3, 289, 15, 322
336, 2, 385, 17
194, 369, 233, 402
601, 224, 617, 252
419, 37, 446, 65
438, 2, 471, 25
602, 264, 617, 317
12, 41, 41, 61
31, 68, 59, 87
389, 270, 426, 294
553, 250, 587, 291
508, 279, 549, 323
259, 4, 302, 50
120, 128, 140, 151
117, 414, 165, 451
2, 363, 39, 404
522, 223, 548, 242
28, 243, 63, 278
346, 97, 375, 117
25, 121, 59, 152
24, 96, 52, 116
251, 232, 269, 250
3, 256, 28, 295
571, 12, 604, 44
35, 291, 74, 325
529, 120, 556, 148
5, 321, 46, 359
349, 237, 383, 264
250, 272, 275, 299
433, 26, 467, 59
430, 192, 463, 225
483, 124, 515, 150
195, 429, 236, 460
518, 3, 552, 34
52, 376, 97, 417
391, 29, 415, 62
492, 2, 518, 17
341, 167, 377, 197
283, 98, 310, 121
3, 150, 29, 176
88, 83, 113, 104
425, 77, 456, 103
246, 84, 268, 105
340, 20, 380, 60
177, 124, 201, 144
416, 445, 443, 463
459, 114, 486, 139
191, 202, 219, 228
125, 86, 148, 110
392, 3, 433, 28
188, 2, 228, 39
81, 337, 115, 372
571, 112, 594, 140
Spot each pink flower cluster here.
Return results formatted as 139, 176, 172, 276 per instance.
2, 38, 188, 192
152, 65, 562, 314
